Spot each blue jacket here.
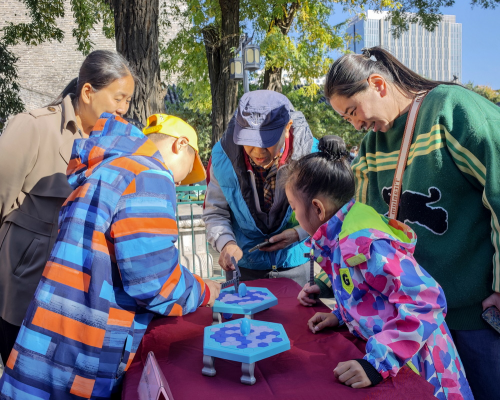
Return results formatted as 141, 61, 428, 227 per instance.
207, 111, 318, 270
0, 115, 208, 399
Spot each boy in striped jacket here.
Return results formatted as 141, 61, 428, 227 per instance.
0, 114, 219, 399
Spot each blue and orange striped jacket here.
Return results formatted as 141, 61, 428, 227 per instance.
0, 114, 208, 399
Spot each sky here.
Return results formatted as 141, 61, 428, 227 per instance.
328, 2, 500, 88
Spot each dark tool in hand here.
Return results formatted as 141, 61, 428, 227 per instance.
249, 240, 272, 253
221, 256, 241, 293
305, 249, 319, 300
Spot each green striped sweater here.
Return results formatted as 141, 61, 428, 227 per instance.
353, 84, 500, 330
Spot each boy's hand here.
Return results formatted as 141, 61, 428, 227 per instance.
298, 283, 321, 306
203, 279, 221, 307
307, 312, 339, 333
334, 360, 372, 388
260, 228, 299, 252
219, 241, 243, 271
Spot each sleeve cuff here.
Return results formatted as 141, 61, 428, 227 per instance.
215, 234, 236, 253
201, 284, 211, 307
332, 308, 345, 326
294, 226, 310, 242
355, 359, 383, 386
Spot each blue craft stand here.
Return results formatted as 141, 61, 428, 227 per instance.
212, 287, 278, 325
202, 318, 290, 385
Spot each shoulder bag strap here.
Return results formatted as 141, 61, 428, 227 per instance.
388, 93, 427, 220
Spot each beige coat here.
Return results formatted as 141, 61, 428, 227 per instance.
0, 95, 87, 326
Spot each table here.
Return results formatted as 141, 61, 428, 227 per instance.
122, 278, 435, 400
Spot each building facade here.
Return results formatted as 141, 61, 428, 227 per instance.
347, 10, 462, 82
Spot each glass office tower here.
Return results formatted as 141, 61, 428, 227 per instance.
347, 10, 462, 82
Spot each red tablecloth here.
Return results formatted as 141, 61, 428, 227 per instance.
122, 278, 435, 400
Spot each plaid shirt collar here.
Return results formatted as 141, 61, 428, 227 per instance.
242, 131, 293, 213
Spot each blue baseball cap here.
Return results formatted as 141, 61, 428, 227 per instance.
233, 90, 292, 148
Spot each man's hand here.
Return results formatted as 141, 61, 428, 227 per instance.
260, 228, 299, 252
219, 241, 243, 271
482, 292, 500, 311
334, 361, 372, 389
307, 312, 339, 333
203, 279, 221, 307
298, 283, 321, 306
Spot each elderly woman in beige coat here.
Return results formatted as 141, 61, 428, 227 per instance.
0, 50, 137, 364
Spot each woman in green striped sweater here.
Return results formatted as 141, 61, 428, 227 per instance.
320, 46, 500, 400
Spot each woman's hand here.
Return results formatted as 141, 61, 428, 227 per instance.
334, 361, 372, 389
482, 292, 500, 311
219, 241, 243, 271
260, 229, 299, 252
307, 312, 339, 333
298, 283, 321, 306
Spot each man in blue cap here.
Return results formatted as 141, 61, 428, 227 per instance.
203, 90, 318, 284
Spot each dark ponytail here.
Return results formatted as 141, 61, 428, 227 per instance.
324, 46, 459, 99
49, 78, 79, 105
48, 50, 139, 107
286, 135, 355, 209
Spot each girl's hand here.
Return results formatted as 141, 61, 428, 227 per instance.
307, 312, 339, 333
298, 283, 321, 306
334, 360, 372, 388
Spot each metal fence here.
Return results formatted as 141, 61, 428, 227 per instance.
175, 185, 223, 280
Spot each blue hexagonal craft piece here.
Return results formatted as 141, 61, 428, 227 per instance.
203, 318, 290, 364
213, 287, 278, 316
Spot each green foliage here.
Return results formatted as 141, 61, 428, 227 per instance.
160, 0, 400, 104
2, 0, 65, 46
71, 0, 115, 55
2, 0, 114, 51
160, 0, 354, 104
245, 0, 351, 87
0, 0, 114, 123
470, 0, 500, 8
161, 0, 500, 107
0, 40, 24, 130
378, 0, 447, 38
159, 0, 219, 112
465, 82, 500, 104
282, 84, 364, 147
358, 0, 497, 38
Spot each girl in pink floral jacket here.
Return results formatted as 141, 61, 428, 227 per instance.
285, 136, 473, 400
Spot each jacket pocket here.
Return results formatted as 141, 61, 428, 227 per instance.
1, 211, 53, 281
13, 237, 41, 277
116, 331, 134, 379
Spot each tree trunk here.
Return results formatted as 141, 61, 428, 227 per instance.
263, 67, 283, 93
111, 0, 162, 124
262, 2, 300, 93
203, 0, 240, 147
